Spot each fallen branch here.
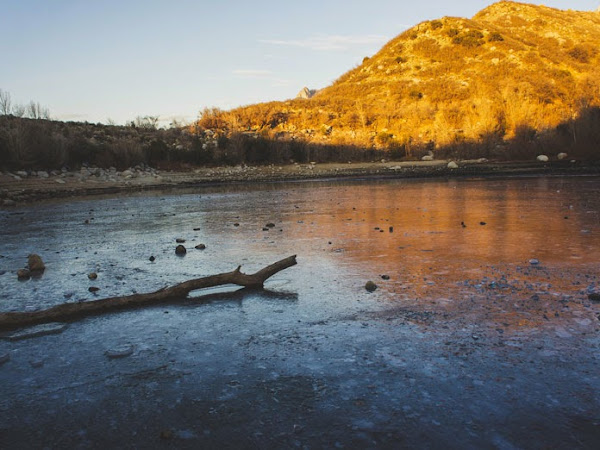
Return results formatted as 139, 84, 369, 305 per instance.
0, 255, 297, 331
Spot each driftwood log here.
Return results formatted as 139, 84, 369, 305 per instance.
0, 255, 297, 331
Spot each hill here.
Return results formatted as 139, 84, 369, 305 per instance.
199, 1, 600, 161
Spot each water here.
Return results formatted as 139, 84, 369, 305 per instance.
1, 176, 599, 448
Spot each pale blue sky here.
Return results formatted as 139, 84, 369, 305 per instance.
1, 0, 597, 125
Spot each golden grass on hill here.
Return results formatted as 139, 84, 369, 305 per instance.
197, 1, 600, 160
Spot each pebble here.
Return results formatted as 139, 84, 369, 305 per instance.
149, 256, 156, 262
365, 281, 378, 292
105, 344, 135, 359
381, 275, 390, 280
88, 272, 98, 280
195, 244, 206, 250
17, 269, 31, 280
175, 245, 187, 255
447, 161, 459, 169
529, 259, 540, 265
176, 238, 186, 243
88, 286, 100, 292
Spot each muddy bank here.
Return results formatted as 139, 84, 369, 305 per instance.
1, 159, 599, 205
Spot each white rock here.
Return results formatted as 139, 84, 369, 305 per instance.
557, 152, 568, 160
421, 155, 434, 161
55, 179, 66, 184
536, 155, 549, 162
105, 344, 134, 359
447, 161, 459, 169
16, 171, 28, 177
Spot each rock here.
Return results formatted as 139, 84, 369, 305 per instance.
105, 344, 134, 359
389, 226, 394, 233
175, 245, 187, 255
537, 155, 549, 162
1, 323, 69, 341
447, 161, 459, 169
3, 199, 16, 207
589, 293, 600, 302
0, 353, 9, 365
381, 275, 390, 280
28, 254, 45, 273
176, 238, 186, 243
88, 286, 100, 292
234, 223, 240, 227
88, 272, 98, 280
557, 152, 568, 160
37, 171, 49, 178
16, 171, 28, 177
149, 256, 156, 262
195, 244, 206, 250
529, 259, 540, 265
365, 281, 378, 292
17, 269, 31, 280
55, 179, 66, 184
421, 155, 434, 161
265, 223, 276, 228
480, 221, 487, 226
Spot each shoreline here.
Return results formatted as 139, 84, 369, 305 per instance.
1, 159, 599, 206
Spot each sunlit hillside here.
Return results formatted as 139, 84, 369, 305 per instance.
199, 1, 600, 159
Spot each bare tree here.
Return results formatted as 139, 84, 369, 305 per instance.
0, 89, 12, 115
132, 115, 159, 130
12, 104, 26, 117
26, 101, 50, 120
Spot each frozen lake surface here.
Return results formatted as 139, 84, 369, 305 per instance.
1, 176, 599, 448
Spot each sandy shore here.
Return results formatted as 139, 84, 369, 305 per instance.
1, 159, 599, 205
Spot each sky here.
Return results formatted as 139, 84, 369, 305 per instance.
1, 0, 598, 125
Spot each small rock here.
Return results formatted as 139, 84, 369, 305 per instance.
381, 275, 390, 280
234, 223, 240, 227
159, 429, 174, 440
265, 223, 276, 228
55, 179, 66, 184
529, 259, 540, 265
195, 244, 206, 250
536, 155, 549, 162
88, 286, 100, 292
149, 256, 156, 262
176, 238, 186, 243
589, 293, 600, 302
447, 161, 459, 169
262, 227, 270, 231
389, 226, 394, 233
175, 245, 187, 255
557, 152, 568, 160
421, 155, 434, 161
193, 228, 201, 231
28, 254, 45, 273
88, 272, 98, 280
37, 171, 49, 178
480, 222, 487, 226
365, 281, 378, 292
105, 344, 134, 359
17, 269, 31, 280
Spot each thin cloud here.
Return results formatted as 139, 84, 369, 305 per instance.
260, 34, 388, 51
232, 69, 274, 78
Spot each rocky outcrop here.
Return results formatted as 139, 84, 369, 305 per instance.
296, 87, 318, 99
